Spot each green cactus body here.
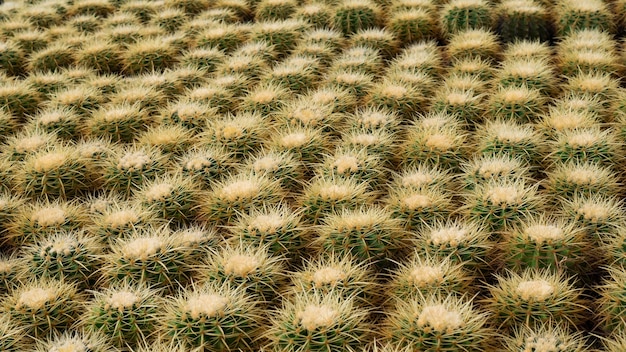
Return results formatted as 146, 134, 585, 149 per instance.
496, 0, 551, 43
333, 0, 381, 36
440, 0, 492, 37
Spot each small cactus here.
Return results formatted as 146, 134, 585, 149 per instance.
495, 0, 551, 43
446, 28, 500, 62
501, 322, 589, 352
440, 0, 493, 37
136, 172, 201, 224
101, 145, 167, 197
333, 0, 382, 36
554, 0, 614, 36
299, 176, 372, 224
0, 316, 27, 352
385, 185, 454, 231
34, 330, 118, 352
546, 161, 620, 198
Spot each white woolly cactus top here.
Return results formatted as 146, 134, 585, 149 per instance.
417, 304, 464, 333
424, 133, 455, 150
104, 209, 140, 228
144, 182, 173, 202
117, 151, 151, 171
516, 279, 554, 301
121, 236, 164, 260
253, 155, 282, 173
106, 290, 139, 311
249, 213, 287, 233
218, 179, 260, 202
33, 152, 68, 172
500, 0, 544, 13
524, 224, 564, 243
224, 254, 260, 277
32, 206, 67, 227
577, 202, 610, 222
442, 90, 476, 106
49, 340, 88, 352
446, 0, 486, 8
503, 58, 550, 79
184, 294, 229, 319
17, 287, 56, 309
488, 121, 535, 143
403, 193, 433, 209
297, 304, 338, 330
312, 267, 347, 286
409, 265, 444, 286
486, 185, 523, 205
560, 0, 605, 11
15, 135, 47, 154
472, 156, 522, 178
46, 236, 79, 256
333, 155, 361, 174
279, 131, 309, 147
430, 226, 467, 246
564, 129, 603, 148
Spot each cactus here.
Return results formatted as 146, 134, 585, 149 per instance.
496, 0, 551, 43
299, 176, 372, 224
0, 254, 23, 294
21, 230, 103, 287
199, 242, 285, 301
487, 85, 545, 122
399, 111, 467, 170
482, 269, 588, 330
7, 199, 88, 247
181, 47, 225, 72
266, 291, 371, 352
498, 216, 589, 273
164, 0, 209, 15
504, 39, 552, 60
105, 226, 194, 289
350, 28, 399, 57
460, 154, 531, 190
431, 86, 484, 124
256, 0, 297, 21
75, 40, 122, 74
28, 43, 75, 72
177, 146, 234, 187
250, 19, 306, 55
501, 322, 589, 352
561, 193, 625, 242
229, 204, 306, 259
171, 225, 220, 263
268, 126, 331, 167
83, 281, 158, 347
463, 179, 541, 232
440, 0, 492, 37
558, 46, 620, 77
17, 144, 91, 199
160, 282, 263, 351
316, 206, 407, 265
0, 316, 27, 352
449, 57, 494, 81
603, 331, 626, 352
244, 150, 303, 190
2, 279, 84, 338
0, 40, 25, 76
263, 55, 321, 93
389, 163, 454, 192
160, 99, 215, 132
302, 28, 346, 51
29, 106, 81, 140
101, 145, 167, 197
89, 197, 157, 242
389, 41, 443, 75
289, 254, 377, 305
596, 266, 626, 332
475, 119, 543, 163
383, 292, 495, 351
200, 172, 284, 225
26, 71, 68, 97
497, 57, 556, 94
538, 106, 599, 137
324, 69, 375, 100
292, 41, 335, 66
67, 0, 116, 17
388, 8, 438, 44
49, 85, 104, 117
549, 127, 619, 166
554, 0, 614, 36
546, 161, 620, 198
122, 38, 178, 74
35, 330, 117, 352
331, 46, 383, 77
333, 0, 381, 35
340, 128, 395, 163
149, 8, 186, 33
0, 79, 41, 116
137, 124, 195, 156
13, 29, 48, 55
447, 29, 501, 62
295, 3, 332, 28
564, 71, 619, 106
202, 111, 268, 159
317, 147, 386, 188
367, 78, 428, 117
2, 129, 58, 161
239, 82, 290, 116
388, 253, 472, 300
385, 186, 453, 231
346, 106, 400, 134
136, 172, 201, 224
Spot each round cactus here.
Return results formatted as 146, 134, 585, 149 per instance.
496, 57, 556, 93
487, 85, 545, 122
316, 206, 407, 265
501, 322, 589, 352
333, 0, 381, 36
83, 282, 158, 347
462, 179, 542, 232
388, 253, 473, 301
460, 154, 531, 190
89, 197, 157, 242
199, 243, 285, 301
496, 0, 551, 43
331, 46, 383, 77
367, 78, 428, 117
549, 127, 619, 166
0, 79, 42, 116
389, 163, 455, 192
245, 150, 303, 191
448, 56, 495, 81
266, 291, 371, 352
385, 186, 454, 231
299, 176, 372, 224
202, 112, 268, 159
28, 43, 75, 72
295, 3, 332, 28
0, 316, 27, 352
122, 38, 178, 74
446, 28, 501, 62
7, 199, 88, 247
554, 0, 614, 36
0, 254, 23, 294
250, 19, 305, 55
34, 330, 118, 352
482, 269, 588, 330
2, 279, 84, 338
546, 161, 620, 199
0, 40, 25, 76
498, 216, 589, 273
256, 0, 297, 21
239, 82, 290, 116
136, 172, 201, 224
561, 193, 625, 241
29, 106, 81, 140
289, 253, 377, 305
268, 126, 331, 167
346, 106, 400, 134
20, 230, 103, 287
101, 145, 167, 197
263, 55, 321, 93
431, 86, 484, 124
104, 227, 194, 289
160, 99, 217, 132
160, 282, 263, 351
389, 8, 438, 44
383, 292, 495, 351
137, 124, 195, 156
317, 147, 385, 188
177, 146, 234, 187
199, 172, 284, 225
440, 0, 492, 37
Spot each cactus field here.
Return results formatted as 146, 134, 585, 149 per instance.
4, 0, 626, 350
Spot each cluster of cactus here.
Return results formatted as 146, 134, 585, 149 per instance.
3, 0, 626, 350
